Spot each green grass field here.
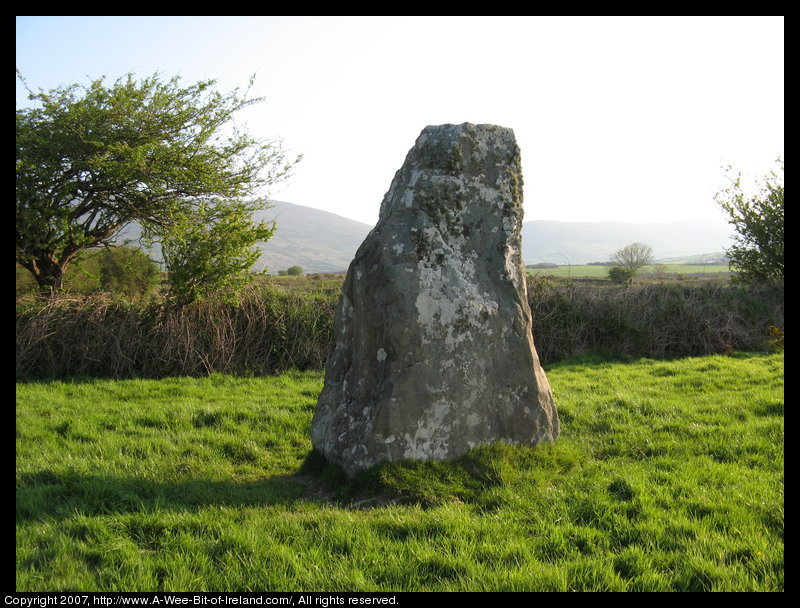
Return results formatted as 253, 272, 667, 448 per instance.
16, 353, 783, 591
527, 264, 730, 279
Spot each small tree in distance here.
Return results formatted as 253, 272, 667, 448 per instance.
608, 242, 654, 285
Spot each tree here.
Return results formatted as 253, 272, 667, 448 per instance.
16, 245, 160, 296
155, 199, 275, 307
608, 242, 654, 285
715, 160, 783, 285
96, 246, 161, 296
287, 265, 304, 276
608, 265, 635, 286
16, 70, 298, 293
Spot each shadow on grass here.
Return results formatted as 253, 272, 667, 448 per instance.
17, 442, 546, 523
16, 450, 409, 523
17, 469, 309, 523
295, 442, 566, 510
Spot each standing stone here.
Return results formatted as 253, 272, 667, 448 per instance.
311, 123, 559, 476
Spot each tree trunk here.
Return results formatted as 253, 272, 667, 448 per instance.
25, 257, 67, 296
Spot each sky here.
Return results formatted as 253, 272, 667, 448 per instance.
16, 16, 784, 228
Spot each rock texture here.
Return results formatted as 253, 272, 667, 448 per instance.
311, 123, 559, 475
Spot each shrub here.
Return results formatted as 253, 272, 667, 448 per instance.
16, 287, 336, 379
526, 275, 783, 365
96, 246, 161, 295
767, 325, 784, 352
15, 246, 161, 297
15, 277, 784, 380
608, 266, 634, 285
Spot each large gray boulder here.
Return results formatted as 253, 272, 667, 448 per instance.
311, 123, 559, 475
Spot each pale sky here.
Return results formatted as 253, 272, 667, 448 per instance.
16, 16, 784, 227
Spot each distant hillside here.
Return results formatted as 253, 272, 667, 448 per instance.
112, 200, 374, 274
116, 201, 735, 273
253, 201, 373, 273
521, 219, 734, 265
256, 206, 734, 271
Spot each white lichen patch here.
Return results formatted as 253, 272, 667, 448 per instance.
504, 246, 522, 287
414, 242, 499, 347
402, 398, 453, 461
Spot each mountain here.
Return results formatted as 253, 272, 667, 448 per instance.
112, 200, 373, 274
116, 200, 735, 273
253, 201, 373, 273
253, 203, 734, 271
521, 219, 734, 265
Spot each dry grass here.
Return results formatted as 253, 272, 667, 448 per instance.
16, 287, 335, 379
16, 278, 783, 380
528, 276, 783, 365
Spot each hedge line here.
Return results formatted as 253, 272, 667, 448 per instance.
16, 288, 336, 379
526, 275, 783, 364
16, 278, 783, 380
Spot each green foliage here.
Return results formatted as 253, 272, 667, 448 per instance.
95, 246, 160, 295
767, 325, 784, 352
16, 70, 298, 292
607, 265, 634, 285
287, 265, 304, 276
16, 354, 784, 591
16, 246, 160, 297
15, 263, 38, 295
716, 160, 784, 285
153, 200, 276, 307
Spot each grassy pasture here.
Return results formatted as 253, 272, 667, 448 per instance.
16, 353, 783, 591
527, 264, 730, 279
